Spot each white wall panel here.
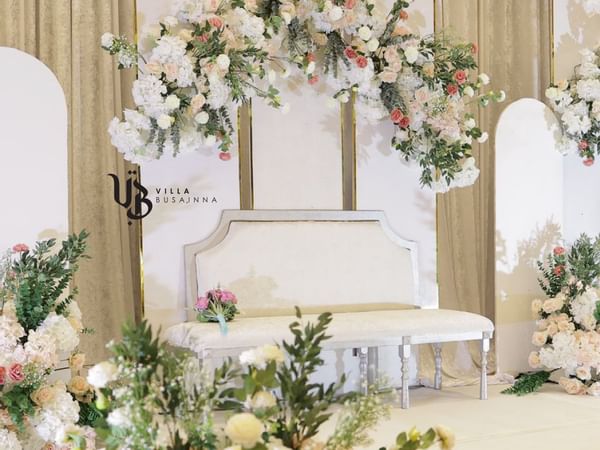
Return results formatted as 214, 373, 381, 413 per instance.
0, 48, 68, 249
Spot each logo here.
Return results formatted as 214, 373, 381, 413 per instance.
108, 171, 153, 225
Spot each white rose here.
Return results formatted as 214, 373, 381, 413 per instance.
477, 132, 489, 143
225, 413, 265, 448
545, 87, 559, 100
478, 73, 490, 85
260, 344, 285, 364
250, 391, 277, 410
576, 366, 591, 380
195, 111, 210, 124
101, 32, 115, 48
559, 377, 585, 395
464, 86, 475, 97
588, 382, 600, 396
163, 15, 178, 27
281, 12, 292, 24
464, 118, 476, 129
217, 54, 231, 71
306, 61, 316, 74
404, 46, 419, 64
87, 361, 118, 388
165, 95, 181, 110
328, 6, 343, 21
107, 407, 131, 428
367, 38, 379, 52
358, 26, 372, 41
157, 114, 174, 129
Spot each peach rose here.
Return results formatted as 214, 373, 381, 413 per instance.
68, 376, 91, 396
576, 366, 591, 381
532, 331, 548, 346
588, 382, 600, 396
392, 25, 411, 37
531, 299, 543, 316
543, 297, 564, 314
69, 352, 86, 372
191, 94, 207, 113
31, 386, 57, 406
164, 63, 179, 81
528, 351, 541, 368
559, 377, 586, 395
422, 62, 435, 78
145, 60, 163, 74
379, 70, 398, 83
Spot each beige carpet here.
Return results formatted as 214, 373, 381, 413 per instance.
318, 384, 600, 450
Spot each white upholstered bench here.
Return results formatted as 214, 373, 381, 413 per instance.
165, 210, 494, 408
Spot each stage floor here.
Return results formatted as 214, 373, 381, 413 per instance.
319, 384, 600, 450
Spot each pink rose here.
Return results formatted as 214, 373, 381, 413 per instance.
164, 63, 179, 81
355, 56, 368, 68
584, 158, 594, 167
208, 16, 223, 28
344, 0, 356, 8
306, 52, 316, 63
196, 34, 209, 43
195, 296, 209, 310
578, 140, 588, 150
446, 84, 458, 96
0, 367, 5, 385
553, 246, 566, 256
12, 243, 29, 253
308, 75, 319, 85
399, 10, 408, 20
219, 152, 231, 161
399, 116, 410, 129
553, 265, 565, 276
344, 47, 357, 59
8, 363, 24, 383
453, 70, 467, 85
471, 43, 478, 54
390, 108, 404, 124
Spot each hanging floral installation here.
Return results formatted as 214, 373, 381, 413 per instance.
102, 0, 504, 192
546, 46, 600, 165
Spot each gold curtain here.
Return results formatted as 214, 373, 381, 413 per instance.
423, 0, 552, 384
0, 0, 141, 362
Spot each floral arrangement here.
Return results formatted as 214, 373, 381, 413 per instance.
504, 234, 600, 396
195, 287, 239, 334
102, 0, 503, 191
88, 309, 455, 449
546, 46, 600, 165
0, 232, 98, 450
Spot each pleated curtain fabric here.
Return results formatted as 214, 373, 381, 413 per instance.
0, 0, 141, 362
424, 0, 552, 385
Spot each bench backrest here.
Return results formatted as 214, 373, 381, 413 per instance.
184, 210, 419, 320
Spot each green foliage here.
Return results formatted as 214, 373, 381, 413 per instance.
393, 427, 439, 450
78, 400, 103, 427
286, 18, 313, 60
537, 234, 600, 299
274, 308, 347, 449
1, 384, 38, 431
501, 371, 553, 396
6, 230, 89, 332
323, 31, 349, 78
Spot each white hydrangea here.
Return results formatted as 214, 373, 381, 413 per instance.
239, 344, 285, 368
451, 157, 480, 188
226, 7, 266, 43
561, 103, 592, 135
151, 35, 187, 64
24, 328, 59, 370
173, 0, 206, 22
0, 315, 25, 364
0, 429, 22, 450
32, 387, 80, 443
38, 313, 79, 354
87, 361, 119, 388
207, 79, 231, 109
132, 74, 168, 119
107, 407, 132, 428
576, 78, 600, 101
539, 331, 578, 373
570, 288, 600, 330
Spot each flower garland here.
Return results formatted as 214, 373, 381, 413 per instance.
0, 233, 98, 450
546, 47, 600, 165
506, 235, 600, 396
102, 0, 503, 191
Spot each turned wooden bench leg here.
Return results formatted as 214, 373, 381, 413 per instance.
433, 343, 442, 390
480, 332, 491, 400
399, 337, 411, 409
353, 347, 369, 395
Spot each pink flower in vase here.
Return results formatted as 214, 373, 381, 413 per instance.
12, 243, 29, 253
221, 290, 237, 304
195, 296, 209, 310
8, 363, 24, 383
553, 246, 566, 256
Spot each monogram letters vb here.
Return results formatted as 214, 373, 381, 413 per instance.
108, 171, 153, 225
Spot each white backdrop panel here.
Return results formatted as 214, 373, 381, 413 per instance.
0, 48, 68, 249
495, 98, 563, 373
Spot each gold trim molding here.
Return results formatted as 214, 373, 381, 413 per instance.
237, 101, 254, 210
341, 94, 357, 211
